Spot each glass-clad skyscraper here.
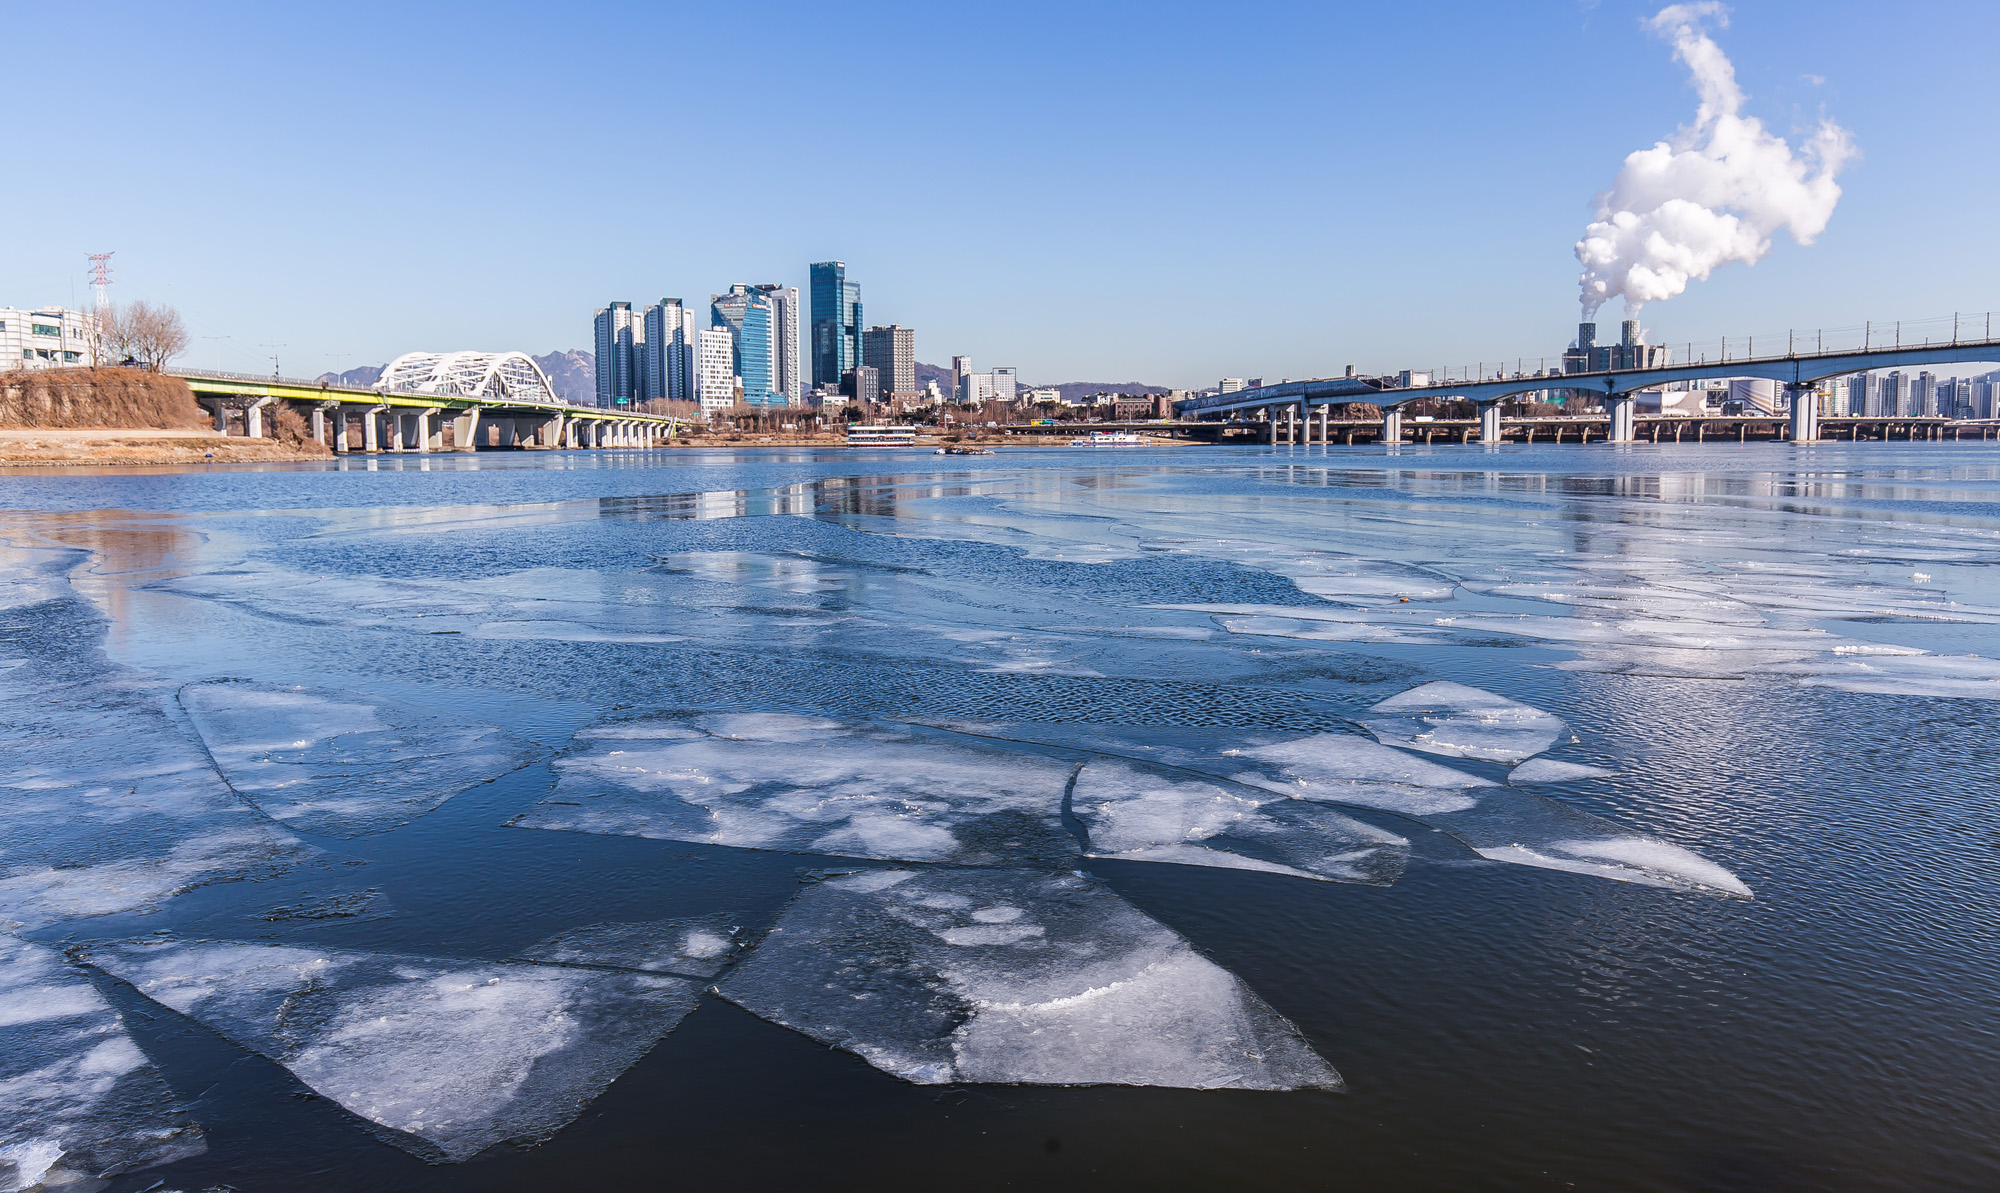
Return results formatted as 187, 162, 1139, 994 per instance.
810, 261, 862, 390
711, 284, 776, 405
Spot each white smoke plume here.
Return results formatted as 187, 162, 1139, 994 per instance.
1575, 3, 1856, 317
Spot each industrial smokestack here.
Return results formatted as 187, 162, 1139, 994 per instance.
1621, 319, 1641, 348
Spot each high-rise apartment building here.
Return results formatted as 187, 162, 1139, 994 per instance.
696, 327, 737, 416
642, 299, 698, 404
711, 284, 777, 405
594, 301, 643, 409
862, 324, 916, 403
810, 262, 862, 389
753, 284, 801, 404
1882, 371, 1910, 417
952, 356, 972, 402
1913, 371, 1939, 417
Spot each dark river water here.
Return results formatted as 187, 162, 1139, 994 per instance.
2, 442, 1997, 1192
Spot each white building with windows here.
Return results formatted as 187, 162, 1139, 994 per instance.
696, 327, 736, 417
1, 307, 98, 370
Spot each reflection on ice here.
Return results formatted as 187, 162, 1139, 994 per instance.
719, 869, 1341, 1091
0, 937, 204, 1190
1072, 760, 1407, 885
84, 938, 700, 1163
519, 916, 743, 978
1360, 681, 1566, 764
180, 680, 532, 837
510, 714, 1078, 867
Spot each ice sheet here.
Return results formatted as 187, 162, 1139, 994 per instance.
518, 916, 744, 978
927, 720, 1749, 899
1360, 681, 1566, 764
0, 599, 321, 932
179, 680, 533, 837
510, 714, 1079, 867
0, 937, 204, 1190
719, 869, 1341, 1091
1508, 759, 1617, 785
1071, 760, 1407, 885
84, 938, 700, 1163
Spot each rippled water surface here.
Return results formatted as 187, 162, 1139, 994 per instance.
3, 443, 1998, 1192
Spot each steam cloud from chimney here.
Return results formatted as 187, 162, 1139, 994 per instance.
1574, 3, 1856, 318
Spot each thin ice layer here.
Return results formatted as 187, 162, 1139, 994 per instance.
518, 916, 743, 978
510, 714, 1078, 867
0, 596, 320, 932
0, 937, 204, 1190
1071, 759, 1407, 885
180, 680, 533, 838
84, 939, 700, 1163
930, 720, 1750, 899
720, 869, 1341, 1091
1509, 759, 1617, 785
1359, 681, 1566, 764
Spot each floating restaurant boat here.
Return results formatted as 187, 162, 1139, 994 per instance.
1069, 431, 1146, 445
846, 425, 917, 446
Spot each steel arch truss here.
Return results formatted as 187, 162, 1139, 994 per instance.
378, 351, 559, 404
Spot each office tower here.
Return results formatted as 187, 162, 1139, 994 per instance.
952, 356, 972, 402
642, 299, 698, 404
990, 366, 1017, 403
1914, 371, 1939, 417
1883, 371, 1910, 417
594, 301, 641, 409
696, 327, 737, 416
810, 262, 862, 389
862, 325, 916, 402
842, 365, 880, 408
711, 284, 777, 405
753, 284, 801, 404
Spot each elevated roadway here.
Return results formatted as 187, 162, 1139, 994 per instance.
173, 369, 682, 453
1179, 333, 2000, 445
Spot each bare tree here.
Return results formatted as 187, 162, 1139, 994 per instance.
90, 305, 135, 367
122, 301, 189, 371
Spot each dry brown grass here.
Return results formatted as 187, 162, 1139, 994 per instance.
0, 368, 208, 429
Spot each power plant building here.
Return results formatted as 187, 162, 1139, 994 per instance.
1564, 320, 1672, 374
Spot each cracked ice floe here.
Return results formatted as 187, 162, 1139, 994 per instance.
0, 607, 321, 932
1070, 760, 1407, 885
83, 938, 700, 1164
719, 869, 1341, 1091
1508, 759, 1616, 785
518, 916, 744, 978
930, 720, 1750, 899
0, 937, 204, 1191
179, 680, 533, 838
1360, 681, 1565, 764
509, 714, 1078, 867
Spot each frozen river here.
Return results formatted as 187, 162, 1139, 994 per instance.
3, 442, 1997, 1191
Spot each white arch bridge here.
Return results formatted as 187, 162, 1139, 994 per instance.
172, 352, 681, 453
1180, 328, 2000, 445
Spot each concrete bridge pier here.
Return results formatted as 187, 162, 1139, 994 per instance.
1285, 403, 1297, 446
423, 409, 444, 452
243, 397, 272, 439
309, 404, 329, 446
1381, 407, 1403, 446
1788, 384, 1819, 442
1317, 404, 1330, 445
1606, 395, 1636, 443
363, 406, 388, 452
332, 407, 352, 453
453, 407, 481, 452
1479, 401, 1502, 444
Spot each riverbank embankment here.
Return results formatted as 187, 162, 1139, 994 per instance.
1, 368, 331, 466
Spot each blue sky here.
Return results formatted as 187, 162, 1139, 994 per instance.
4, 1, 1994, 386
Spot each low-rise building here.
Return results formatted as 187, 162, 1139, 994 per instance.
1, 307, 98, 370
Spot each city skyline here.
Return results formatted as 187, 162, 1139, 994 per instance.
4, 1, 1996, 387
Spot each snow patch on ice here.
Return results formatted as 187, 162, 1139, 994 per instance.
519, 916, 743, 977
1508, 759, 1617, 785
